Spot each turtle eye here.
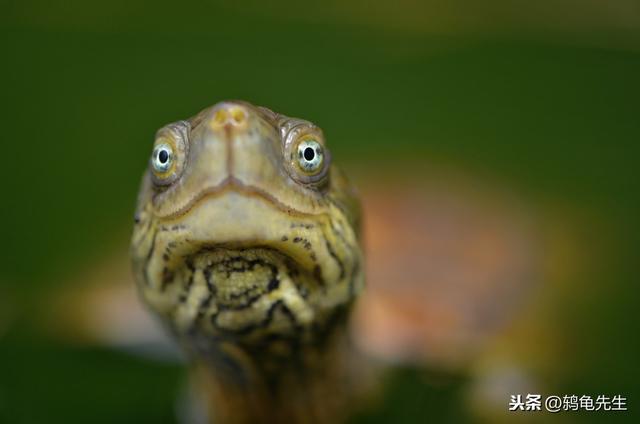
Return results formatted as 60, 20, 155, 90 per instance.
152, 142, 174, 173
283, 125, 330, 186
296, 139, 324, 174
149, 121, 190, 186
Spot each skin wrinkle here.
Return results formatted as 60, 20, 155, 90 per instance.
142, 229, 159, 288
323, 235, 346, 281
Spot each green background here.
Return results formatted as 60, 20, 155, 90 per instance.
1, 1, 638, 423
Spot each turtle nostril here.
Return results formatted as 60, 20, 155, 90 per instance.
210, 104, 248, 130
230, 107, 247, 125
211, 108, 229, 128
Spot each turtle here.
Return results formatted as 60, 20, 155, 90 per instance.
131, 100, 366, 424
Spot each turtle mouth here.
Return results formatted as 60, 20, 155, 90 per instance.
154, 177, 319, 220
141, 191, 342, 337
154, 190, 325, 276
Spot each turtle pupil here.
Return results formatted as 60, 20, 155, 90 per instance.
158, 149, 169, 164
303, 147, 315, 161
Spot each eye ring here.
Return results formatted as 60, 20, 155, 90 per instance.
152, 143, 174, 173
149, 120, 190, 186
296, 139, 324, 173
282, 122, 330, 186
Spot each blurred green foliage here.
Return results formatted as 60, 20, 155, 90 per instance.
1, 1, 639, 423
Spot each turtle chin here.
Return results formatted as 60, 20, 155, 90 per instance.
136, 193, 361, 358
172, 244, 322, 346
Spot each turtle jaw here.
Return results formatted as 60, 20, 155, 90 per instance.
158, 190, 326, 274
135, 190, 336, 339
133, 186, 361, 357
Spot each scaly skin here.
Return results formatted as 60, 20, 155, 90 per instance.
130, 101, 365, 423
